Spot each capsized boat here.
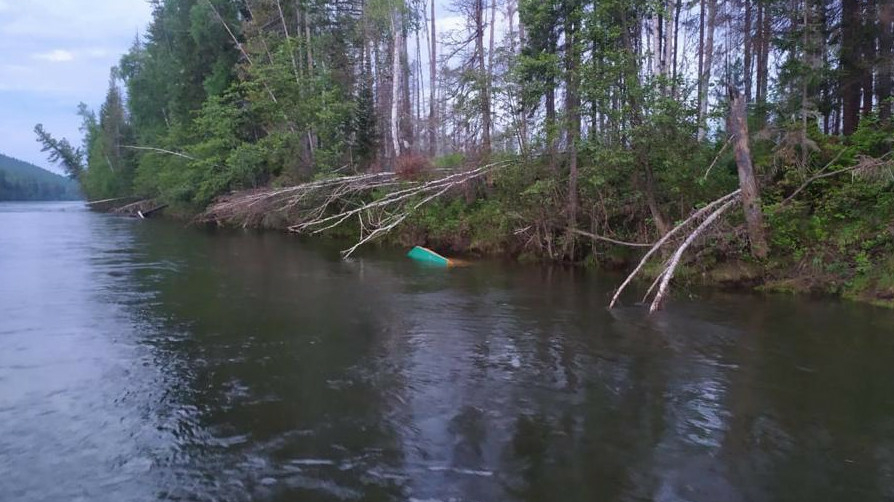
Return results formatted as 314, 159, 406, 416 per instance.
407, 246, 453, 267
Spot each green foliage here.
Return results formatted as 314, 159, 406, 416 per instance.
433, 153, 464, 169
33, 124, 84, 181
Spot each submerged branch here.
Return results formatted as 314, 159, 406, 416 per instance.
608, 189, 742, 309
649, 195, 741, 313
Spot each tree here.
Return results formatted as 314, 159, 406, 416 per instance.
728, 88, 768, 258
34, 124, 84, 181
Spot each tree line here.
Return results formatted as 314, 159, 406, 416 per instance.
0, 153, 80, 201
36, 0, 893, 261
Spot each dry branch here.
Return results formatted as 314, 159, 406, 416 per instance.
202, 162, 509, 257
778, 151, 894, 208
648, 195, 741, 312
570, 228, 654, 248
608, 189, 742, 309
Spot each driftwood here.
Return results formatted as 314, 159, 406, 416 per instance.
85, 196, 133, 206
137, 204, 168, 219
113, 199, 159, 217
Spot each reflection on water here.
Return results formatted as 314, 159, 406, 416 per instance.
2, 201, 894, 501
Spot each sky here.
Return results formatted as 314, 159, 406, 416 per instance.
0, 0, 153, 174
0, 0, 488, 175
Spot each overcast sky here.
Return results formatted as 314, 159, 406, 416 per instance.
0, 0, 486, 175
0, 0, 153, 173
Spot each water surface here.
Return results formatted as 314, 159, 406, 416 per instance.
2, 201, 894, 501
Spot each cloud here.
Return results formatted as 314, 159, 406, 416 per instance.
33, 50, 75, 62
0, 0, 152, 168
85, 48, 112, 59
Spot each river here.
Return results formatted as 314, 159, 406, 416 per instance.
2, 201, 894, 502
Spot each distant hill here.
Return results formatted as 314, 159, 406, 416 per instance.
0, 153, 81, 201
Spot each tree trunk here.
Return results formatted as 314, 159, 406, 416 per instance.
755, 0, 770, 125
476, 0, 491, 153
662, 0, 673, 81
879, 0, 894, 123
415, 25, 424, 144
728, 89, 768, 259
697, 0, 716, 141
842, 0, 861, 135
862, 0, 877, 118
401, 23, 413, 151
651, 13, 661, 76
565, 0, 580, 239
672, 0, 682, 97
391, 12, 402, 158
697, 0, 706, 124
744, 0, 753, 102
429, 0, 438, 157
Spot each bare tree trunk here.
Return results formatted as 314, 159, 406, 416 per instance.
415, 24, 424, 144
755, 0, 770, 125
697, 0, 716, 141
374, 40, 389, 165
488, 0, 497, 103
476, 0, 491, 153
662, 0, 673, 81
565, 1, 581, 245
275, 0, 300, 82
649, 12, 663, 76
879, 0, 894, 123
744, 0, 753, 102
488, 0, 498, 152
429, 0, 438, 157
801, 0, 813, 167
391, 12, 402, 158
672, 0, 682, 97
728, 88, 768, 259
697, 0, 706, 120
304, 8, 313, 70
862, 0, 877, 118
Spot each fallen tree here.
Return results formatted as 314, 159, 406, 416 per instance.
608, 189, 743, 311
202, 162, 510, 257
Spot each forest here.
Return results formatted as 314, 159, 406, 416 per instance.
0, 153, 80, 201
36, 0, 894, 306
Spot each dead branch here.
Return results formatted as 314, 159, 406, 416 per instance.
702, 136, 732, 180
778, 151, 894, 208
570, 228, 654, 248
608, 189, 742, 309
649, 195, 741, 313
202, 162, 510, 257
121, 145, 198, 162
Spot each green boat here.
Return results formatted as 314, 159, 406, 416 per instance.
407, 246, 453, 267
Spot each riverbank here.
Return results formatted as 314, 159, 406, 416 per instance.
117, 164, 894, 310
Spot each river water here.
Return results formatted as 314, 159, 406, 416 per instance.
2, 201, 894, 502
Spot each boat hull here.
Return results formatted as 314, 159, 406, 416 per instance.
407, 246, 452, 267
